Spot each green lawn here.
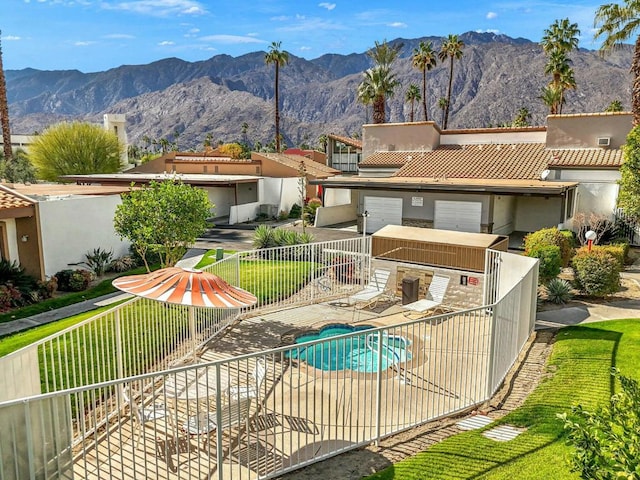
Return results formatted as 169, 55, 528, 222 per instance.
367, 319, 640, 480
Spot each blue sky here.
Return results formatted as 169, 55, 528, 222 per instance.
2, 0, 603, 73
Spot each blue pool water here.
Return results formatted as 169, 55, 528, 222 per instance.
289, 324, 412, 373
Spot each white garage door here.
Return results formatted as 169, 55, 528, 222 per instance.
364, 196, 403, 234
434, 200, 482, 233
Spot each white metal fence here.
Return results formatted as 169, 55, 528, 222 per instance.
0, 248, 538, 480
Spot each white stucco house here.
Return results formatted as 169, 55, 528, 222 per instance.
312, 112, 631, 237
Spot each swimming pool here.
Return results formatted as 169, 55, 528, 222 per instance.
289, 324, 412, 373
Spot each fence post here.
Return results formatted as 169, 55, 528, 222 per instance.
115, 309, 124, 381
215, 363, 224, 480
374, 329, 384, 445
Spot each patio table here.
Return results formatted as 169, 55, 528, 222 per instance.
163, 367, 231, 407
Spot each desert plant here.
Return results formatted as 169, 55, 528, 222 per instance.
524, 227, 574, 267
527, 245, 562, 283
253, 224, 276, 249
109, 255, 136, 273
288, 204, 302, 219
0, 284, 23, 312
545, 278, 573, 304
571, 249, 620, 297
303, 197, 323, 226
83, 248, 113, 277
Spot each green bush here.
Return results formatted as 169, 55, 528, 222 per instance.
528, 245, 562, 283
545, 278, 573, 304
109, 255, 136, 273
571, 249, 620, 297
524, 227, 573, 267
55, 269, 93, 292
289, 204, 302, 219
577, 244, 626, 270
83, 248, 113, 277
253, 224, 275, 249
559, 229, 576, 248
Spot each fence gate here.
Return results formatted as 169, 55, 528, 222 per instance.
614, 208, 640, 246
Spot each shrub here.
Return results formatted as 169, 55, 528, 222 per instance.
109, 255, 136, 273
545, 278, 573, 304
0, 259, 39, 298
55, 269, 93, 292
83, 248, 113, 277
524, 227, 573, 267
0, 284, 23, 312
571, 249, 620, 297
559, 229, 576, 248
558, 369, 640, 479
289, 204, 302, 219
253, 224, 275, 249
303, 198, 322, 226
576, 244, 627, 270
527, 245, 562, 283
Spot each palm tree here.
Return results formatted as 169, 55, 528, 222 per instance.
405, 84, 422, 122
541, 19, 580, 114
0, 32, 11, 162
264, 41, 290, 152
359, 39, 402, 124
359, 66, 399, 124
411, 41, 437, 121
606, 99, 624, 112
357, 78, 376, 123
540, 84, 563, 114
595, 1, 640, 125
512, 107, 532, 127
438, 97, 448, 126
438, 34, 465, 129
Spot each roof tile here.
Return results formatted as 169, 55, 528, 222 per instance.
0, 186, 35, 210
328, 134, 362, 150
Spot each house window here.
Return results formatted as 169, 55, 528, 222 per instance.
215, 166, 219, 173
203, 166, 208, 173
565, 189, 575, 220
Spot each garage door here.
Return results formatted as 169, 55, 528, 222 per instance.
364, 196, 403, 234
434, 200, 482, 233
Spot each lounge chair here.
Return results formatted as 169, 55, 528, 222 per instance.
229, 359, 267, 401
402, 274, 450, 315
349, 268, 393, 309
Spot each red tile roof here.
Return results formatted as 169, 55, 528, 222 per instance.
257, 153, 340, 177
547, 148, 623, 168
394, 144, 549, 179
328, 134, 362, 150
0, 185, 35, 210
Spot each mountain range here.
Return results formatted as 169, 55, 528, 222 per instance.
6, 31, 634, 150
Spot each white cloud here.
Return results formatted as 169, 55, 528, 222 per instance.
4, 36, 22, 41
486, 11, 497, 19
387, 22, 407, 28
475, 28, 500, 34
158, 40, 175, 45
246, 32, 259, 37
200, 34, 265, 44
101, 0, 207, 17
74, 41, 95, 46
299, 46, 312, 51
318, 2, 335, 10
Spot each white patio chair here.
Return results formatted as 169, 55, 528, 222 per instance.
348, 268, 393, 309
182, 397, 252, 451
229, 359, 267, 401
122, 387, 174, 446
402, 274, 451, 315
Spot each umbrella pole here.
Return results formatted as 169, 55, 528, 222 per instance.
189, 307, 197, 362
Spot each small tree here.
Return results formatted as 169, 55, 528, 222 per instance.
617, 125, 640, 218
113, 180, 212, 271
0, 148, 36, 183
29, 121, 123, 181
558, 369, 640, 479
218, 143, 244, 159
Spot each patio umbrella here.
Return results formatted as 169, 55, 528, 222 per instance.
113, 267, 257, 360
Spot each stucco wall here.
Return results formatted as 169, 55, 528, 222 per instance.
206, 187, 235, 217
492, 195, 516, 235
324, 188, 353, 207
575, 183, 619, 217
514, 197, 563, 232
546, 113, 633, 149
441, 130, 546, 145
38, 195, 130, 277
362, 122, 440, 158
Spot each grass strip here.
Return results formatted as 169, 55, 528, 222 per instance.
367, 320, 640, 480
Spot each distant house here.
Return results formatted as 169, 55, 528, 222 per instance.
66, 152, 340, 225
0, 183, 132, 281
326, 134, 362, 174
312, 112, 631, 235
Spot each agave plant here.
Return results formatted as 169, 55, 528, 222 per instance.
545, 277, 573, 304
253, 224, 275, 249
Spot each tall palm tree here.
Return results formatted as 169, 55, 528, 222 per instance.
0, 32, 11, 162
541, 19, 580, 114
438, 97, 448, 126
595, 1, 640, 125
359, 66, 399, 124
411, 41, 437, 121
405, 84, 422, 122
265, 41, 290, 152
357, 78, 376, 123
438, 34, 465, 129
540, 84, 563, 114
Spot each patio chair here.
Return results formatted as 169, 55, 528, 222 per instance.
349, 268, 392, 309
122, 387, 174, 446
182, 397, 252, 451
402, 274, 450, 315
229, 359, 267, 401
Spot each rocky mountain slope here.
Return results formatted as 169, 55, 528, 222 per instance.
6, 32, 633, 150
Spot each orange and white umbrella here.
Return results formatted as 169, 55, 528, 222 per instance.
112, 267, 257, 308
113, 267, 257, 360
